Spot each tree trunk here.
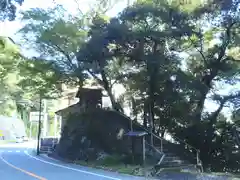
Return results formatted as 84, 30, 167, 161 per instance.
131, 97, 137, 121
149, 101, 155, 132
143, 101, 148, 128
101, 70, 123, 112
194, 67, 220, 122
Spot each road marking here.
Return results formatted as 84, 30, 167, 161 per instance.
16, 150, 20, 153
8, 150, 12, 152
0, 153, 47, 180
25, 151, 121, 180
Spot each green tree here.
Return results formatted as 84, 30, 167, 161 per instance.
19, 6, 126, 112
18, 57, 63, 99
77, 14, 128, 112
0, 0, 24, 21
0, 36, 23, 116
106, 3, 193, 127
16, 0, 240, 171
91, 0, 240, 170
19, 6, 88, 88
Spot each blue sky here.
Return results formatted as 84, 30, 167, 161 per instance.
0, 0, 132, 39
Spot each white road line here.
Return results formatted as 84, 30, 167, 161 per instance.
0, 152, 47, 180
8, 151, 12, 152
39, 154, 59, 162
16, 150, 20, 153
25, 151, 121, 180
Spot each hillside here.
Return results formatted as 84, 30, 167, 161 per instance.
0, 115, 27, 140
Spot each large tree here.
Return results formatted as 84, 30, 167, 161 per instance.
19, 6, 126, 112
16, 0, 240, 172
80, 0, 240, 171
0, 36, 23, 116
19, 6, 88, 88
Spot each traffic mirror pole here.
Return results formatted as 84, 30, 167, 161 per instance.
36, 95, 42, 155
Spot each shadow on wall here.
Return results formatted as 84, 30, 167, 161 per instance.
56, 108, 147, 160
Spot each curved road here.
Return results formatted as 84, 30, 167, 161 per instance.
0, 142, 149, 180
0, 142, 233, 180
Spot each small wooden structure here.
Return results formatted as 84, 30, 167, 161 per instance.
76, 88, 102, 109
125, 131, 148, 165
55, 88, 103, 134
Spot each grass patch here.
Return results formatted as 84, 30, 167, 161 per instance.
75, 155, 145, 176
76, 161, 142, 175
155, 166, 240, 179
0, 140, 15, 144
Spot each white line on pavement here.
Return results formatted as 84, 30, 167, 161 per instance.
25, 151, 121, 180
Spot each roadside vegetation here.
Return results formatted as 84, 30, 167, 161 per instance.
1, 0, 240, 177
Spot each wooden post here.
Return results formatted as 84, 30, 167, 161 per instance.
143, 136, 146, 166
129, 101, 134, 163
143, 135, 147, 178
42, 99, 48, 137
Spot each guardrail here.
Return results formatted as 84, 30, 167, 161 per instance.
40, 137, 58, 154
145, 141, 165, 166
170, 133, 202, 167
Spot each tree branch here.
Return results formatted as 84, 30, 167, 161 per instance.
73, 0, 84, 15
86, 69, 103, 85
49, 42, 76, 69
217, 21, 236, 63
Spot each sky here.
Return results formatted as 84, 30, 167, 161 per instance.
0, 0, 131, 38
0, 0, 237, 117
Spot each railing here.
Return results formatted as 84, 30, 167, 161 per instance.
145, 141, 165, 166
166, 133, 202, 167
232, 125, 240, 146
149, 130, 202, 171
40, 137, 58, 154
158, 153, 165, 165
105, 109, 203, 171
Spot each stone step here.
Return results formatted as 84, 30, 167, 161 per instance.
155, 164, 199, 175
161, 159, 186, 165
152, 146, 178, 154
155, 162, 192, 169
162, 156, 182, 162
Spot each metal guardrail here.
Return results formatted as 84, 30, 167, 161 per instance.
40, 146, 54, 153
40, 137, 58, 154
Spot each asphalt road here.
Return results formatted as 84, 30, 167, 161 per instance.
0, 142, 234, 180
0, 142, 150, 180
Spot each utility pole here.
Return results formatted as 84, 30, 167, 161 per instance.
54, 115, 58, 137
36, 95, 42, 155
29, 122, 32, 139
43, 99, 48, 137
